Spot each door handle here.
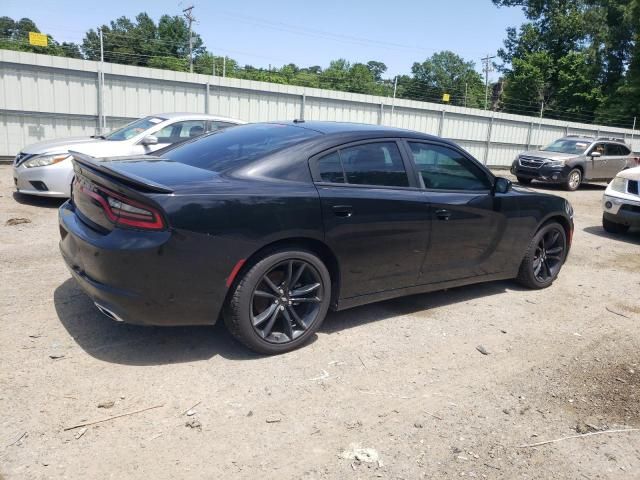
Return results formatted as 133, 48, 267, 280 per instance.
435, 208, 451, 221
332, 205, 353, 218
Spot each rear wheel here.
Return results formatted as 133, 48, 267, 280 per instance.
516, 222, 568, 289
602, 215, 629, 234
564, 168, 582, 191
224, 249, 331, 354
516, 176, 532, 185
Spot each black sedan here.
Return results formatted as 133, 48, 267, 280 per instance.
59, 121, 574, 354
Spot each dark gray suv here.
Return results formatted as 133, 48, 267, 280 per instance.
511, 136, 633, 191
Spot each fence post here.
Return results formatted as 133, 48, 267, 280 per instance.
438, 109, 446, 137
526, 121, 533, 151
300, 93, 306, 121
96, 69, 103, 134
378, 103, 384, 125
484, 115, 494, 165
205, 82, 210, 114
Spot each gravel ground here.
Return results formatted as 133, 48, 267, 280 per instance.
1, 165, 639, 479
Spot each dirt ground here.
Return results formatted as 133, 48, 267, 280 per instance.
1, 164, 639, 479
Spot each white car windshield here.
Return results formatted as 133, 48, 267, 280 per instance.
541, 139, 589, 154
104, 116, 167, 141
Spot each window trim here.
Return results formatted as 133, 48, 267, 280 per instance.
309, 138, 420, 190
400, 139, 495, 193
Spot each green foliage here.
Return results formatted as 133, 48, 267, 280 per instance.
407, 51, 485, 107
0, 15, 83, 58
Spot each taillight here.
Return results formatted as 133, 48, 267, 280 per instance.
80, 183, 165, 230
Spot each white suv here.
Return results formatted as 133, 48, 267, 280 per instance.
602, 166, 640, 234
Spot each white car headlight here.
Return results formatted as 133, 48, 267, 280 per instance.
23, 153, 71, 168
609, 177, 627, 193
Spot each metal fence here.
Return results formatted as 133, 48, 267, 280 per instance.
1, 49, 638, 164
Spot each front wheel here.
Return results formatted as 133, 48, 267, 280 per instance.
564, 168, 582, 191
516, 222, 568, 289
602, 215, 629, 234
224, 249, 331, 354
517, 176, 532, 185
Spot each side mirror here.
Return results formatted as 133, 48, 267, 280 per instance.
140, 135, 158, 146
590, 151, 602, 158
494, 177, 512, 194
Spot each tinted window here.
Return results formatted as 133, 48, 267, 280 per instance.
154, 120, 206, 144
317, 151, 345, 183
339, 142, 409, 187
408, 142, 491, 190
161, 124, 320, 172
605, 144, 630, 156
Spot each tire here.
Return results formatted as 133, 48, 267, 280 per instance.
564, 168, 582, 191
602, 215, 629, 234
516, 176, 532, 185
224, 249, 331, 354
516, 222, 568, 289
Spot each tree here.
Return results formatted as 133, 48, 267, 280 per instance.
408, 51, 485, 107
0, 16, 83, 59
366, 61, 387, 82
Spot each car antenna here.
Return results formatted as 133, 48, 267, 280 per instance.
293, 118, 305, 123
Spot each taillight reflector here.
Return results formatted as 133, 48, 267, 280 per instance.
80, 184, 165, 230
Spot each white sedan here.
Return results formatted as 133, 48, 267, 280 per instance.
602, 166, 640, 234
13, 113, 245, 198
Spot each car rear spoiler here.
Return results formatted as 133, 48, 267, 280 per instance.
69, 151, 174, 194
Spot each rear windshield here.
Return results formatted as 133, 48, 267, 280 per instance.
160, 123, 320, 172
541, 139, 590, 154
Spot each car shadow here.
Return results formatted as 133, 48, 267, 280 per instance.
12, 192, 66, 209
583, 225, 640, 245
55, 277, 518, 365
321, 280, 517, 334
521, 182, 607, 192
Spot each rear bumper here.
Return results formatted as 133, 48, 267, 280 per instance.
58, 201, 226, 326
511, 162, 571, 183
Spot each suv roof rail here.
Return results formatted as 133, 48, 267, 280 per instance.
596, 136, 626, 143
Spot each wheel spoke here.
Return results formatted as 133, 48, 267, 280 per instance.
253, 303, 277, 327
254, 290, 276, 299
261, 307, 280, 338
263, 275, 281, 295
549, 231, 559, 246
546, 246, 563, 255
291, 283, 320, 297
286, 261, 293, 287
291, 296, 321, 303
291, 263, 306, 287
287, 306, 307, 330
542, 260, 552, 278
533, 258, 543, 277
280, 308, 294, 340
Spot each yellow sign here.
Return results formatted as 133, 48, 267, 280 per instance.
442, 93, 450, 102
28, 32, 48, 47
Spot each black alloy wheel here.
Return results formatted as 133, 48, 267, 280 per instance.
224, 249, 331, 354
516, 222, 567, 289
251, 259, 324, 343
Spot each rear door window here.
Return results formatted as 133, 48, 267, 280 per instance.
315, 142, 409, 187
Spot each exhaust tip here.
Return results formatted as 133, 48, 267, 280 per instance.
94, 302, 125, 322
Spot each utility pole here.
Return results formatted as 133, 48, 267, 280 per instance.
632, 116, 637, 149
223, 56, 226, 78
537, 100, 545, 147
98, 27, 105, 133
390, 76, 398, 117
481, 54, 496, 110
464, 82, 468, 108
183, 5, 195, 73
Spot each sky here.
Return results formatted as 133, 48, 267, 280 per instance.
3, 0, 526, 80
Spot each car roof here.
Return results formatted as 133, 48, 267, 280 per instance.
152, 112, 246, 123
562, 135, 629, 145
267, 120, 443, 141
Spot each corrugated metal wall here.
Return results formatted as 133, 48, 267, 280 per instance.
1, 49, 639, 164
